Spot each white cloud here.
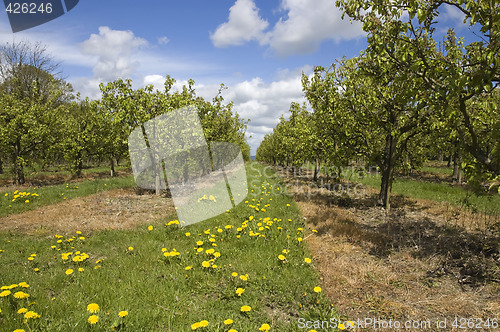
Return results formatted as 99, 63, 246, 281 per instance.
211, 0, 364, 57
80, 26, 148, 81
157, 36, 170, 45
268, 0, 364, 56
441, 5, 466, 23
224, 72, 309, 154
210, 0, 269, 47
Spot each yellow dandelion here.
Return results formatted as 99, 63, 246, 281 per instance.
259, 323, 271, 331
278, 254, 285, 261
224, 318, 233, 325
231, 272, 238, 277
304, 258, 312, 263
17, 308, 28, 314
239, 275, 248, 281
65, 269, 73, 275
24, 311, 40, 319
118, 310, 128, 317
13, 291, 29, 299
128, 246, 134, 251
185, 232, 191, 236
148, 225, 153, 231
202, 261, 211, 268
240, 305, 251, 312
196, 241, 203, 246
88, 314, 99, 324
236, 288, 244, 296
185, 266, 192, 271
199, 320, 209, 327
87, 303, 100, 313
314, 286, 322, 293
191, 322, 201, 330
18, 282, 29, 288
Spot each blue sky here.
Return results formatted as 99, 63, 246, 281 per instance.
0, 0, 471, 154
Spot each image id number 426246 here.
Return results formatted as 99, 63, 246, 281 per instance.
5, 2, 53, 14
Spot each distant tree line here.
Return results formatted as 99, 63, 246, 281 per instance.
257, 0, 499, 210
0, 41, 250, 185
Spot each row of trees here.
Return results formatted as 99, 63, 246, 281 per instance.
257, 0, 499, 210
0, 41, 250, 185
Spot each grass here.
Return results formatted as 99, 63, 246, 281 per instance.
0, 164, 128, 182
350, 173, 500, 215
0, 162, 340, 331
0, 175, 135, 218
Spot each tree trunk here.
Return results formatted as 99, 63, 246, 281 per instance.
110, 157, 115, 177
378, 134, 397, 211
452, 150, 460, 183
14, 139, 25, 185
313, 157, 320, 181
0, 156, 3, 174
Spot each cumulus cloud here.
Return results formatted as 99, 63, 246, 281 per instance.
268, 0, 364, 56
224, 73, 309, 154
211, 0, 364, 57
81, 26, 148, 81
210, 0, 269, 47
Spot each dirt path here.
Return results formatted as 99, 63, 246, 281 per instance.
281, 167, 500, 331
0, 188, 175, 236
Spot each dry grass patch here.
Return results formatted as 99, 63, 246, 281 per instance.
277, 166, 500, 327
0, 188, 175, 235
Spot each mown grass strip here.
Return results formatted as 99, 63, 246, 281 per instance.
0, 162, 340, 331
354, 174, 500, 214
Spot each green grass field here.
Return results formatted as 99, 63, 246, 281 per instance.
0, 163, 341, 331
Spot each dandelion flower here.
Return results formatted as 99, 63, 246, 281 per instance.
259, 323, 271, 331
185, 232, 191, 237
128, 246, 134, 251
240, 305, 251, 312
199, 320, 209, 327
65, 269, 74, 275
24, 311, 40, 319
191, 322, 201, 330
314, 287, 322, 293
17, 308, 28, 314
87, 303, 100, 313
13, 329, 25, 332
236, 288, 244, 296
78, 268, 84, 272
88, 315, 99, 324
13, 291, 29, 299
278, 255, 285, 261
224, 319, 233, 325
304, 258, 312, 264
148, 225, 153, 231
231, 272, 238, 277
239, 275, 248, 281
196, 241, 203, 246
0, 290, 11, 297
18, 282, 29, 288
118, 310, 128, 317
202, 261, 210, 268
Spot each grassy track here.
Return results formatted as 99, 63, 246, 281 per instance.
0, 162, 340, 331
0, 176, 135, 218
355, 174, 500, 214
